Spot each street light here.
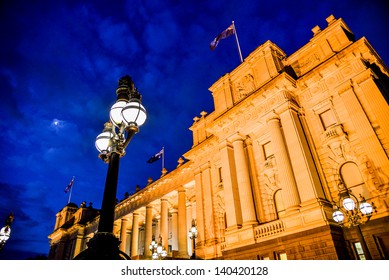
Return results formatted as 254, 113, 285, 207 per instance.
149, 235, 167, 260
332, 183, 377, 260
188, 219, 198, 259
74, 75, 147, 260
0, 213, 14, 253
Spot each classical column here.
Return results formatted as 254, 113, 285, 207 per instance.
171, 210, 178, 251
194, 169, 205, 244
219, 141, 242, 229
144, 205, 153, 257
201, 163, 216, 240
72, 234, 84, 258
339, 80, 389, 172
160, 198, 169, 252
267, 115, 300, 212
186, 203, 193, 256
130, 212, 140, 258
280, 106, 325, 202
177, 187, 189, 258
354, 70, 389, 157
231, 134, 257, 226
246, 137, 265, 222
119, 218, 129, 253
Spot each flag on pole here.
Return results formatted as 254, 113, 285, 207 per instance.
210, 24, 235, 51
64, 176, 75, 193
147, 148, 164, 163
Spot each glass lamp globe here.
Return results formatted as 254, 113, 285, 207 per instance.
360, 201, 373, 215
110, 101, 127, 127
121, 99, 147, 127
152, 252, 158, 260
95, 131, 113, 153
0, 227, 11, 242
156, 245, 163, 254
161, 249, 167, 258
342, 197, 356, 211
332, 210, 345, 223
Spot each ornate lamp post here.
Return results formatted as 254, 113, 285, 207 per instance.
149, 235, 167, 260
74, 75, 147, 260
332, 183, 376, 260
188, 219, 198, 259
0, 213, 14, 253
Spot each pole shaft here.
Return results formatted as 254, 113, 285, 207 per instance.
98, 152, 120, 233
356, 225, 372, 260
232, 21, 243, 63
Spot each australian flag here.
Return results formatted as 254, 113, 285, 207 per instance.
147, 148, 163, 163
210, 24, 235, 51
64, 176, 74, 193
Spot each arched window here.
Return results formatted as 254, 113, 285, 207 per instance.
340, 162, 369, 198
274, 189, 285, 218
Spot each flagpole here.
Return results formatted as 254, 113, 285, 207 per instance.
68, 183, 72, 203
162, 147, 165, 170
232, 21, 243, 63
68, 176, 74, 203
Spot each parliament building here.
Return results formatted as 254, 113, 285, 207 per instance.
48, 15, 389, 260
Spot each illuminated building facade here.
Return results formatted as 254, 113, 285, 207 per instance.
48, 15, 389, 260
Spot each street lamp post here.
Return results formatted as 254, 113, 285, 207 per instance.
149, 235, 167, 260
188, 219, 198, 259
74, 75, 147, 260
332, 183, 377, 260
0, 213, 14, 253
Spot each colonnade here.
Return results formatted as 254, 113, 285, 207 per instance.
116, 188, 192, 259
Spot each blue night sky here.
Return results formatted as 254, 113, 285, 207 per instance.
0, 0, 388, 260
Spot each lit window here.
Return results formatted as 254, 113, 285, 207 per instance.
319, 109, 337, 129
354, 242, 366, 260
277, 252, 287, 260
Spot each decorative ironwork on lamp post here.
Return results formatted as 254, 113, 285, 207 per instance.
149, 235, 167, 260
74, 75, 147, 260
188, 219, 198, 259
332, 183, 377, 260
0, 213, 14, 253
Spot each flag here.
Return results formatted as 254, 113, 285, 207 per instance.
147, 148, 163, 163
210, 24, 235, 51
64, 176, 74, 193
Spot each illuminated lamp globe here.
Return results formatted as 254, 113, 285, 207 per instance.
342, 197, 356, 211
110, 100, 127, 127
95, 131, 113, 153
152, 252, 158, 260
360, 201, 373, 215
161, 249, 167, 258
0, 227, 11, 242
332, 210, 345, 223
121, 99, 147, 127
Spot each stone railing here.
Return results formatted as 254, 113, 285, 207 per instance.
254, 220, 285, 241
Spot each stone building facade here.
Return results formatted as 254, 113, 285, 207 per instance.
48, 15, 389, 260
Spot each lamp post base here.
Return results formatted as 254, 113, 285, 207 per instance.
74, 232, 130, 260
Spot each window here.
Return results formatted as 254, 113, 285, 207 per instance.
263, 141, 274, 159
218, 167, 223, 183
340, 162, 369, 199
276, 252, 287, 260
319, 109, 337, 129
354, 242, 366, 260
274, 190, 285, 218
